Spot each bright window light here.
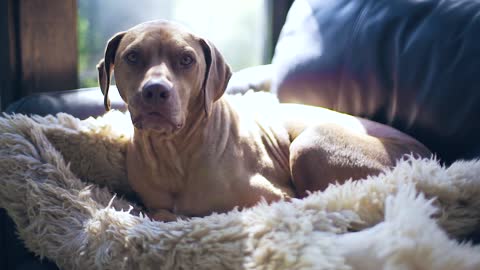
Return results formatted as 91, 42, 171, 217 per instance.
78, 0, 268, 88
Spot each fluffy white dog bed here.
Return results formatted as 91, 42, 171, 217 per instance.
1, 93, 480, 270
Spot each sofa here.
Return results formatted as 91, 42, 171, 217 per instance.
2, 0, 480, 268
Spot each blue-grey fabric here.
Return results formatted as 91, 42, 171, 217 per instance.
0, 209, 59, 270
272, 0, 480, 163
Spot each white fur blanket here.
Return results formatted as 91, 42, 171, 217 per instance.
1, 94, 480, 270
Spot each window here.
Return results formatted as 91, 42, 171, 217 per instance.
78, 0, 268, 88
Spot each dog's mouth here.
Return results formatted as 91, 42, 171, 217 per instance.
132, 111, 184, 134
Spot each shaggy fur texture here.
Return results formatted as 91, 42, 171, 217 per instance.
0, 93, 480, 270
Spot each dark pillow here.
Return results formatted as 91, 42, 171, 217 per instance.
272, 0, 480, 163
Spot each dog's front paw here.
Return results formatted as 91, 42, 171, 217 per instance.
147, 209, 181, 222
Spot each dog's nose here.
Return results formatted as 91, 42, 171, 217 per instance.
141, 79, 172, 104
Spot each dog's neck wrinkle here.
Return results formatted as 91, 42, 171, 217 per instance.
179, 101, 208, 148
171, 98, 237, 161
134, 129, 185, 191
207, 98, 237, 161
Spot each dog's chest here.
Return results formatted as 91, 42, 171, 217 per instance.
130, 146, 293, 217
127, 120, 294, 217
172, 170, 293, 217
169, 148, 294, 216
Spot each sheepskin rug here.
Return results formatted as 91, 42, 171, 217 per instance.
1, 93, 480, 270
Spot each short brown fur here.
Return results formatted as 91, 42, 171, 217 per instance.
98, 21, 431, 221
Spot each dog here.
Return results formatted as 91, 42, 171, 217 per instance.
97, 20, 431, 221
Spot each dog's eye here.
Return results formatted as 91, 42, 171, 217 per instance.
125, 51, 139, 64
179, 54, 194, 67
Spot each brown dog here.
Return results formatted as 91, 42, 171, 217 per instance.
97, 20, 430, 221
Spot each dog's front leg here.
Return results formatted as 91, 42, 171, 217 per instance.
289, 123, 430, 197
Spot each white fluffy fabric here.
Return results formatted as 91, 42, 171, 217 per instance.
1, 94, 480, 269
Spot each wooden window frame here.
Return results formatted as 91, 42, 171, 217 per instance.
0, 0, 78, 111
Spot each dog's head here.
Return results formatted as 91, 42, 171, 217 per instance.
97, 20, 231, 137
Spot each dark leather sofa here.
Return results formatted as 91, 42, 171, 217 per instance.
3, 0, 480, 268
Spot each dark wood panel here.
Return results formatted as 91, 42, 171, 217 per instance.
0, 0, 19, 111
19, 0, 78, 94
265, 0, 294, 62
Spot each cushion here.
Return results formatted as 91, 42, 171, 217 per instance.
272, 0, 480, 163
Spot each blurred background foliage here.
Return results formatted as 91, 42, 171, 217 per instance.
78, 0, 267, 88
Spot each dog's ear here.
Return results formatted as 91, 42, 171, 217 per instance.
97, 31, 126, 111
199, 38, 232, 117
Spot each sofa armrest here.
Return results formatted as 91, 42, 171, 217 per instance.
226, 64, 273, 94
5, 86, 127, 119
